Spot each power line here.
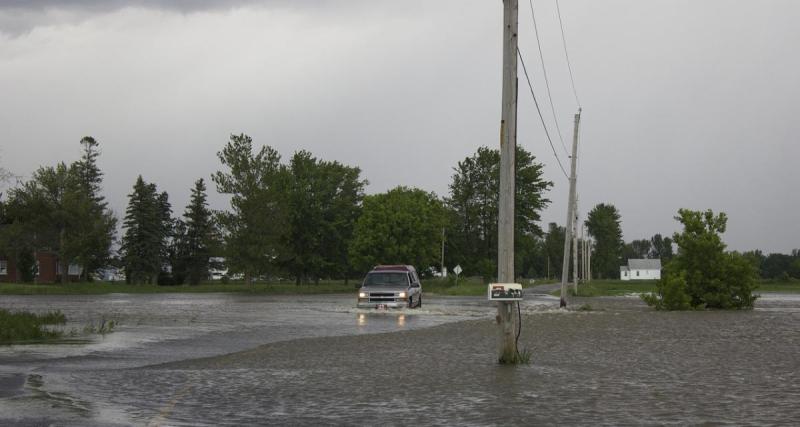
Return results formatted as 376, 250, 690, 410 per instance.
517, 47, 569, 179
555, 0, 581, 108
527, 0, 569, 158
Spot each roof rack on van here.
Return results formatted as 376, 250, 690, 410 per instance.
372, 265, 415, 272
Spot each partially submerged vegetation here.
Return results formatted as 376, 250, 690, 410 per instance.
563, 280, 658, 297
499, 347, 532, 365
423, 277, 488, 296
0, 280, 358, 295
0, 309, 66, 344
550, 278, 799, 299
0, 276, 555, 296
643, 209, 758, 310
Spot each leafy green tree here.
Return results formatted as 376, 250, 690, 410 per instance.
120, 176, 172, 284
762, 253, 795, 279
791, 258, 800, 279
173, 178, 217, 285
445, 146, 552, 276
284, 151, 365, 284
0, 198, 31, 282
349, 186, 447, 275
649, 233, 674, 261
624, 239, 652, 260
0, 140, 115, 283
741, 250, 765, 277
644, 209, 758, 310
213, 134, 287, 285
585, 203, 624, 279
8, 163, 97, 283
319, 161, 366, 283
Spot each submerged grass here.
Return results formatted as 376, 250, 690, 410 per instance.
755, 279, 800, 293
564, 280, 659, 297
423, 277, 487, 296
81, 318, 116, 335
0, 277, 558, 296
550, 279, 800, 298
0, 281, 357, 296
499, 347, 532, 365
0, 309, 67, 344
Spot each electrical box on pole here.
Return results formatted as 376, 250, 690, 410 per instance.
488, 283, 523, 301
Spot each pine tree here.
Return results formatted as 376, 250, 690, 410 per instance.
120, 176, 172, 284
72, 136, 116, 280
179, 178, 215, 285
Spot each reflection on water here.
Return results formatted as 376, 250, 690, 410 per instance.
1, 293, 799, 425
356, 312, 407, 328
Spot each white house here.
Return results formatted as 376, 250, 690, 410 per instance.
620, 259, 661, 281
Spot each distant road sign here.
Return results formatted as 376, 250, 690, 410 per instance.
454, 265, 462, 276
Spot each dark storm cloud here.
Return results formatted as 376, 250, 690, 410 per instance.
0, 0, 293, 12
0, 0, 331, 35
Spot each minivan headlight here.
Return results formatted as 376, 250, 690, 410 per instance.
358, 292, 367, 298
398, 291, 407, 298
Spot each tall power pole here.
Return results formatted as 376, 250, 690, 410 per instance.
497, 0, 519, 362
559, 108, 581, 307
572, 200, 579, 294
582, 226, 587, 282
441, 227, 446, 277
587, 235, 592, 282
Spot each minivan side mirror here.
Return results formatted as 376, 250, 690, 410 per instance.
411, 282, 420, 288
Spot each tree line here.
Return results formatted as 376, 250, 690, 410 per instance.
578, 202, 799, 282
0, 138, 116, 283
2, 135, 797, 287
0, 134, 555, 285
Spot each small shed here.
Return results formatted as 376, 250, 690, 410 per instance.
620, 259, 661, 281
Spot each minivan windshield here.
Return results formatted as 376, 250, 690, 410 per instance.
364, 272, 409, 286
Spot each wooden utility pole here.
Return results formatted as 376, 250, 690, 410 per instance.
572, 200, 579, 294
582, 226, 587, 282
547, 255, 550, 280
441, 227, 446, 277
587, 237, 592, 282
559, 108, 581, 307
497, 0, 519, 362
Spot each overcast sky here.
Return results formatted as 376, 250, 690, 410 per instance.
1, 0, 798, 254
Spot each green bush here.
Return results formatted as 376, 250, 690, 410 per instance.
641, 273, 692, 310
643, 209, 758, 310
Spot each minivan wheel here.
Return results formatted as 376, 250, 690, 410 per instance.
408, 297, 414, 309
417, 294, 422, 308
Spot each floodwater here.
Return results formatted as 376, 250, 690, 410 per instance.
1, 291, 798, 425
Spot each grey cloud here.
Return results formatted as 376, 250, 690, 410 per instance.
1, 0, 287, 12
0, 0, 333, 35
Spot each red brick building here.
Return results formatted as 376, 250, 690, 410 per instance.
0, 252, 82, 283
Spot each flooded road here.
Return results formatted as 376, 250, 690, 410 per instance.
1, 291, 799, 425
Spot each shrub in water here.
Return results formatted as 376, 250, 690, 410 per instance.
643, 209, 758, 310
